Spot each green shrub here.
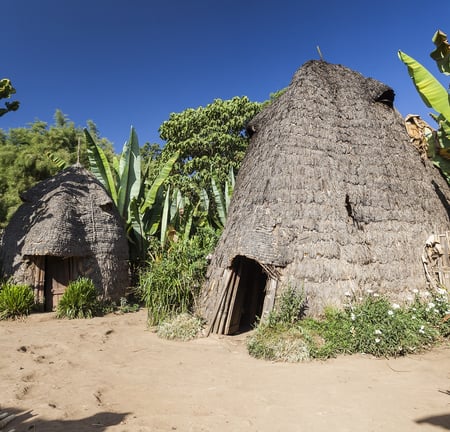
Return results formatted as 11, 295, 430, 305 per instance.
139, 227, 219, 326
268, 286, 307, 326
248, 287, 450, 362
0, 281, 34, 319
56, 277, 100, 319
156, 313, 204, 341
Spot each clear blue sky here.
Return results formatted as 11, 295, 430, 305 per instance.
2, 0, 450, 152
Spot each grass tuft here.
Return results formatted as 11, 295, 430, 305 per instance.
0, 281, 34, 319
156, 313, 204, 341
56, 277, 100, 319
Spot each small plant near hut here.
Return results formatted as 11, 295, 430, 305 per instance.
247, 286, 312, 361
0, 281, 34, 319
248, 287, 450, 362
156, 313, 204, 341
138, 226, 219, 326
56, 277, 100, 319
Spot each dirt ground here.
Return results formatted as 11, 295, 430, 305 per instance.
0, 309, 449, 432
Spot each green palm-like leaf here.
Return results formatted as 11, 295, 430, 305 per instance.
117, 127, 141, 218
160, 185, 171, 247
398, 51, 450, 122
84, 128, 118, 203
211, 177, 227, 227
141, 151, 179, 213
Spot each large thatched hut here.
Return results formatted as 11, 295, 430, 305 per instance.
200, 60, 450, 335
0, 164, 128, 310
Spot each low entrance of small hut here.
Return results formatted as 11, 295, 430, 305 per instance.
31, 256, 81, 311
224, 256, 269, 334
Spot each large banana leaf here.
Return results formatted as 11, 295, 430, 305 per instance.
140, 151, 179, 213
127, 197, 146, 260
398, 51, 450, 122
160, 184, 171, 247
211, 177, 227, 227
84, 128, 118, 203
117, 127, 141, 219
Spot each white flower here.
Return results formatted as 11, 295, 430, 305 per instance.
436, 288, 446, 295
373, 293, 379, 297
388, 310, 394, 316
374, 329, 382, 335
344, 291, 352, 297
375, 338, 381, 343
412, 289, 419, 294
350, 313, 356, 321
392, 303, 400, 310
418, 325, 425, 334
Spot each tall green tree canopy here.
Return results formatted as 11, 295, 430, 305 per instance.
159, 96, 261, 196
0, 111, 113, 227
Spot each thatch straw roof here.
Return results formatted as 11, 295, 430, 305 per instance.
200, 60, 450, 331
0, 164, 128, 302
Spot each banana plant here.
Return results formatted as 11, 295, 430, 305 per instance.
85, 127, 179, 260
210, 167, 235, 228
399, 30, 450, 180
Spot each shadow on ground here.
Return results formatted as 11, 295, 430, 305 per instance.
415, 413, 450, 430
0, 407, 129, 431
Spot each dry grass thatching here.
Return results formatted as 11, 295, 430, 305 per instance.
200, 60, 450, 333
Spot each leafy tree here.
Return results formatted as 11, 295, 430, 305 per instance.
158, 96, 261, 197
0, 78, 19, 117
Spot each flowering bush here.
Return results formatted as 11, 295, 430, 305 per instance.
247, 286, 450, 361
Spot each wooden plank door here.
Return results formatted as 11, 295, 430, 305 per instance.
44, 256, 71, 311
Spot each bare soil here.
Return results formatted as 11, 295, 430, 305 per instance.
0, 309, 449, 432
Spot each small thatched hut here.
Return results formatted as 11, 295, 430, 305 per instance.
200, 60, 450, 335
0, 164, 128, 310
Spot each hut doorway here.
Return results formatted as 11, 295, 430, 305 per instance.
206, 256, 279, 335
212, 256, 272, 335
44, 256, 70, 311
43, 256, 79, 311
227, 256, 267, 333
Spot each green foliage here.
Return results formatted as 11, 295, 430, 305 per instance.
156, 313, 204, 341
209, 167, 235, 229
0, 77, 19, 117
399, 30, 450, 181
138, 226, 219, 326
56, 277, 100, 319
159, 96, 261, 196
268, 286, 307, 326
0, 112, 113, 228
247, 288, 450, 362
86, 127, 179, 261
0, 281, 34, 319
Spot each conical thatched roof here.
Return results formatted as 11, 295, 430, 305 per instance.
1, 164, 128, 302
200, 60, 450, 332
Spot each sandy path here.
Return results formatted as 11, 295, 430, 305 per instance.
0, 309, 449, 431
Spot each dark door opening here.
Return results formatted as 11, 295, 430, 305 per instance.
227, 256, 268, 334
